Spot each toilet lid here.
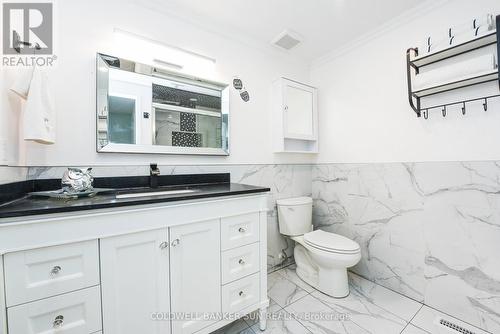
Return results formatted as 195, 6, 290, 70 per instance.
304, 230, 360, 253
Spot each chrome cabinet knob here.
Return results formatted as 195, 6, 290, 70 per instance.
238, 259, 245, 265
239, 291, 245, 297
238, 227, 246, 233
53, 315, 64, 328
171, 239, 180, 247
50, 266, 62, 276
159, 241, 169, 249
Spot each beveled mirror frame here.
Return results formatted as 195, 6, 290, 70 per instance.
96, 53, 230, 155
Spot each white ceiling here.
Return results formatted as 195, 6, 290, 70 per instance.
143, 0, 423, 61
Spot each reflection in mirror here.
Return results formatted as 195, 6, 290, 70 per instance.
108, 95, 136, 144
96, 53, 229, 155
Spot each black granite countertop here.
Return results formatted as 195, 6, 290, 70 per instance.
0, 173, 270, 219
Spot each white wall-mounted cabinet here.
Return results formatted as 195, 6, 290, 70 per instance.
273, 78, 318, 153
0, 194, 269, 334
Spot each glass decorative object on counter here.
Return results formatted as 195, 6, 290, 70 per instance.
61, 168, 94, 193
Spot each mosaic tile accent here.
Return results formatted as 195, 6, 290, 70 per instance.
172, 131, 202, 147
180, 112, 196, 132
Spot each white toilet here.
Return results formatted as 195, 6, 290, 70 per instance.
276, 197, 361, 298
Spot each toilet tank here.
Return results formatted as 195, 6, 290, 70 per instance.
276, 197, 313, 236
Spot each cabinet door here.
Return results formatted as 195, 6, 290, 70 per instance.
170, 220, 221, 334
100, 229, 170, 334
283, 81, 316, 140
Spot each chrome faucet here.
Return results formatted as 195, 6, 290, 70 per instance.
150, 163, 160, 188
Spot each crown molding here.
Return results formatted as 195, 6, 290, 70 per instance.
311, 0, 452, 69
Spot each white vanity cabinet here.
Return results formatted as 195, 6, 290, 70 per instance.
273, 77, 318, 153
0, 193, 269, 334
170, 220, 221, 334
100, 228, 171, 334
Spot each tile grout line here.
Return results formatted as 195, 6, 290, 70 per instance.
419, 303, 494, 334
268, 267, 317, 333
305, 291, 374, 333
274, 266, 405, 333
349, 271, 494, 334
399, 304, 427, 334
348, 270, 425, 308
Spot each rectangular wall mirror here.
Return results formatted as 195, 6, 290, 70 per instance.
96, 53, 229, 155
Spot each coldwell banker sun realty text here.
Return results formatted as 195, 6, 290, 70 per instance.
2, 1, 56, 66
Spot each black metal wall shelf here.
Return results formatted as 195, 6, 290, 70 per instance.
412, 70, 499, 98
407, 15, 500, 118
411, 30, 497, 68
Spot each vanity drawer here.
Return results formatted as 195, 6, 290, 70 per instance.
222, 273, 260, 314
4, 240, 99, 306
222, 242, 260, 284
7, 285, 102, 334
221, 213, 260, 250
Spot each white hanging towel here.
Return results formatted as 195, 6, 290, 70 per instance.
15, 66, 56, 144
10, 66, 34, 99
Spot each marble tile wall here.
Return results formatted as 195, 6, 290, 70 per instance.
312, 162, 500, 333
26, 164, 313, 271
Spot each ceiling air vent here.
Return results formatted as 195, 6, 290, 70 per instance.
272, 30, 302, 50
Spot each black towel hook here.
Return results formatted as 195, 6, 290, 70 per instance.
462, 102, 466, 115
442, 106, 447, 117
423, 109, 429, 120
483, 98, 488, 111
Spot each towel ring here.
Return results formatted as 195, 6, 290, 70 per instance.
442, 106, 447, 117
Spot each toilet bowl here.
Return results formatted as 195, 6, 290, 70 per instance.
276, 197, 361, 298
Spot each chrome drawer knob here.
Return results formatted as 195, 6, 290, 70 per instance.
53, 315, 64, 328
239, 291, 245, 297
50, 266, 62, 276
238, 259, 245, 265
238, 227, 246, 233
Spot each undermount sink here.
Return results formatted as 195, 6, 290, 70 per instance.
115, 189, 198, 199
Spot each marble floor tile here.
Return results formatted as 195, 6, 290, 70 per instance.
268, 272, 309, 308
250, 309, 312, 334
348, 272, 422, 321
400, 324, 430, 334
311, 285, 408, 334
410, 305, 490, 334
210, 318, 255, 334
276, 264, 316, 293
244, 299, 282, 327
285, 295, 370, 334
